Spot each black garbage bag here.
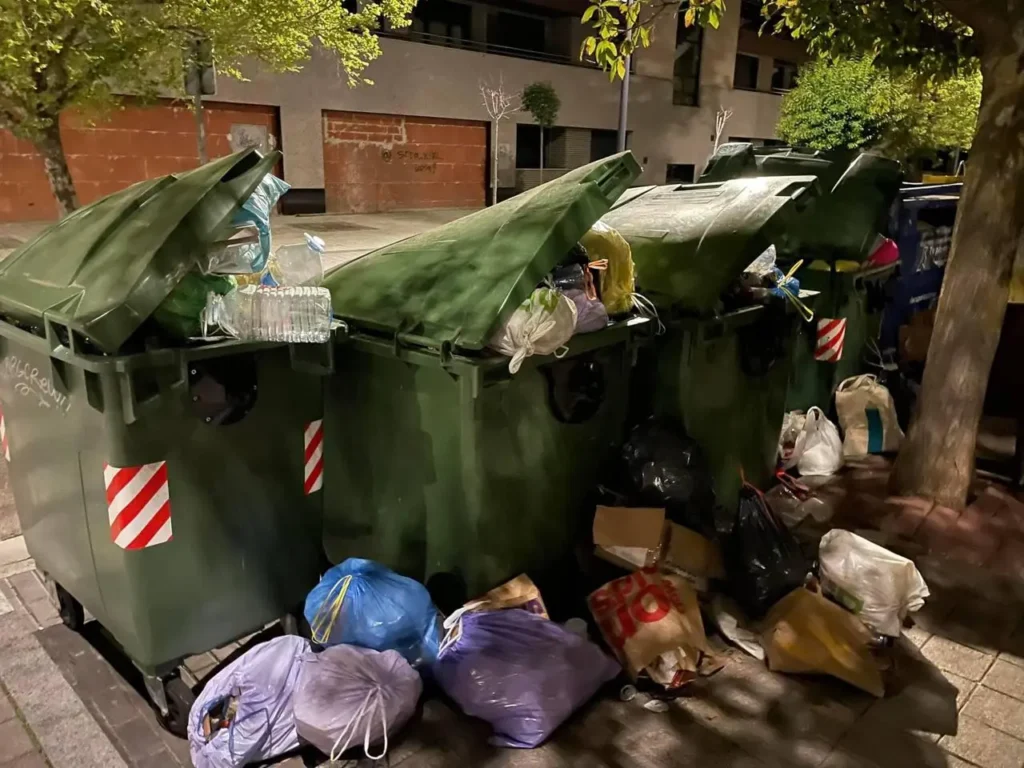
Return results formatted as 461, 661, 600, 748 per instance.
724, 484, 809, 619
621, 420, 716, 535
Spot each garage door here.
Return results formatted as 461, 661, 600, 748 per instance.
0, 100, 279, 222
322, 111, 487, 214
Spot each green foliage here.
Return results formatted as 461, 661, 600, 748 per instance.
776, 57, 981, 159
0, 0, 417, 144
521, 82, 561, 129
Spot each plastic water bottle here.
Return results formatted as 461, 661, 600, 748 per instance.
204, 286, 332, 343
265, 233, 325, 287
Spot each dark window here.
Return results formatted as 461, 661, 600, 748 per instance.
410, 0, 472, 43
488, 10, 546, 54
734, 54, 760, 90
729, 136, 787, 148
666, 164, 695, 184
516, 124, 566, 169
772, 59, 798, 91
740, 0, 763, 29
673, 15, 703, 106
590, 129, 619, 161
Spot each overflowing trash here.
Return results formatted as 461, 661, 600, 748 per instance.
780, 407, 844, 476
490, 287, 577, 374
305, 559, 442, 667
819, 530, 930, 637
835, 374, 905, 456
188, 635, 307, 768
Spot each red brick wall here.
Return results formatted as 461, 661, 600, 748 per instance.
0, 100, 279, 222
322, 111, 486, 214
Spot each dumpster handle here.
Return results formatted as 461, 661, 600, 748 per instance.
289, 339, 335, 376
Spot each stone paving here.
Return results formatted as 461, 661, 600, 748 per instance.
3, 461, 1024, 766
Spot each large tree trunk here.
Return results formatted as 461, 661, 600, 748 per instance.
891, 43, 1024, 508
37, 122, 78, 217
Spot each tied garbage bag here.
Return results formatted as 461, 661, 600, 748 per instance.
724, 484, 809, 619
762, 586, 885, 697
819, 530, 929, 637
490, 287, 577, 374
582, 221, 635, 316
188, 635, 308, 768
305, 559, 442, 667
781, 407, 843, 477
622, 420, 716, 536
294, 645, 421, 762
565, 289, 609, 334
835, 374, 904, 457
433, 609, 619, 748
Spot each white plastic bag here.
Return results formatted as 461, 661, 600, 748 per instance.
490, 288, 577, 374
835, 374, 904, 457
818, 530, 929, 637
784, 407, 843, 476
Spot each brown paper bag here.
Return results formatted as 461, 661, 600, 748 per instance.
469, 574, 548, 619
761, 587, 885, 697
588, 569, 710, 688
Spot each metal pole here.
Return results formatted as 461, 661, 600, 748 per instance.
616, 0, 634, 153
193, 90, 208, 165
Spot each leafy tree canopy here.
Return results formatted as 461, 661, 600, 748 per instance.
521, 82, 561, 128
776, 57, 981, 160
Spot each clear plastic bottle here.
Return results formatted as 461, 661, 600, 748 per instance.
265, 233, 325, 287
203, 286, 332, 343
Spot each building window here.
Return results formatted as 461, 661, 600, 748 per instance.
487, 10, 547, 55
730, 136, 788, 148
734, 54, 760, 90
666, 164, 695, 184
739, 0, 763, 29
673, 14, 703, 106
590, 129, 620, 161
772, 60, 798, 92
409, 0, 472, 43
516, 124, 566, 169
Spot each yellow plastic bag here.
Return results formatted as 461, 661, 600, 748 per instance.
581, 221, 635, 317
761, 586, 885, 697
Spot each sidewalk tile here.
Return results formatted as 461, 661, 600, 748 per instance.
961, 686, 1024, 740
2, 754, 50, 768
940, 714, 1024, 768
0, 692, 14, 723
0, 719, 34, 762
920, 637, 995, 682
981, 659, 1024, 702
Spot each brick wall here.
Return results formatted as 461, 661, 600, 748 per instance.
0, 100, 279, 222
322, 111, 486, 214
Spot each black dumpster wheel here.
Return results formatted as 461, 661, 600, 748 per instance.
55, 585, 84, 632
158, 676, 195, 738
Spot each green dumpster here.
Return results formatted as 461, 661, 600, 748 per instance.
320, 152, 643, 608
601, 175, 820, 507
0, 150, 327, 733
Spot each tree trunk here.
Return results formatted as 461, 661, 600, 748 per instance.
492, 119, 499, 206
37, 122, 78, 217
891, 43, 1024, 508
539, 126, 545, 185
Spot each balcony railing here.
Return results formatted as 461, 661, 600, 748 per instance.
380, 29, 594, 68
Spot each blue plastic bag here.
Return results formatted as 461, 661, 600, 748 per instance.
232, 173, 291, 272
305, 559, 441, 667
433, 609, 619, 748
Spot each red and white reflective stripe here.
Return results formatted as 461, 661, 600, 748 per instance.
304, 420, 324, 495
815, 317, 847, 362
0, 406, 9, 462
104, 462, 173, 550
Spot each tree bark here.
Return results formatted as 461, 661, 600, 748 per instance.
37, 121, 78, 217
891, 40, 1024, 508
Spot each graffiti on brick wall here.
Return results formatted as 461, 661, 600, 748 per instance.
229, 124, 274, 154
381, 148, 439, 174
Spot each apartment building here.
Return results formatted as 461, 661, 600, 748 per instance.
0, 0, 807, 221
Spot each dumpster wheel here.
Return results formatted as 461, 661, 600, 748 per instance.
157, 676, 195, 738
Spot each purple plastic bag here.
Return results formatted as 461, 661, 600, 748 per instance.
433, 609, 620, 748
565, 289, 610, 334
188, 636, 308, 768
294, 645, 422, 762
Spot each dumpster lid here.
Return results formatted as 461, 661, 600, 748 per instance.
324, 151, 642, 351
0, 149, 280, 354
600, 175, 818, 312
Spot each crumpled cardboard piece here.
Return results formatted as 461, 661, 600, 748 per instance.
588, 569, 720, 689
593, 506, 667, 570
761, 587, 885, 697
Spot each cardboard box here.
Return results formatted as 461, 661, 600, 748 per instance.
593, 506, 667, 570
662, 523, 726, 590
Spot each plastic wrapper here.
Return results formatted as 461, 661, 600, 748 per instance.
724, 485, 810, 619
188, 636, 308, 768
231, 173, 291, 273
781, 407, 843, 476
304, 558, 442, 667
264, 233, 325, 287
565, 288, 609, 334
819, 530, 929, 637
581, 221, 635, 316
489, 287, 577, 374
762, 586, 885, 697
152, 271, 235, 339
551, 264, 587, 293
293, 644, 421, 762
433, 609, 619, 748
621, 420, 716, 536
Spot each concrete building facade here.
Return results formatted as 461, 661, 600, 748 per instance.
0, 0, 806, 221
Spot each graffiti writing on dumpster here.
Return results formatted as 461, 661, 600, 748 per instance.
1, 357, 70, 414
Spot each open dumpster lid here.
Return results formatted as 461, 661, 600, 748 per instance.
0, 149, 280, 354
324, 151, 642, 351
601, 175, 818, 313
